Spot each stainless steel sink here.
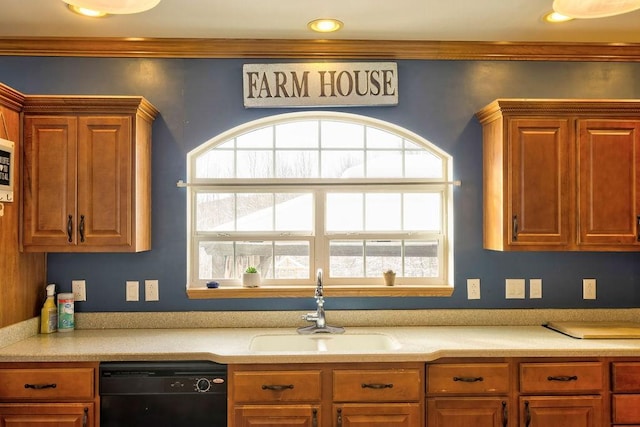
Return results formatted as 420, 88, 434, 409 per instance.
249, 333, 400, 352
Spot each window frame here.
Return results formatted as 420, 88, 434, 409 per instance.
185, 111, 455, 298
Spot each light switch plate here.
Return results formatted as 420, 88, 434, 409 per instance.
529, 279, 542, 299
126, 281, 139, 302
583, 278, 596, 300
505, 278, 526, 299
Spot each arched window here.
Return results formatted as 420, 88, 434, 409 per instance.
186, 111, 454, 297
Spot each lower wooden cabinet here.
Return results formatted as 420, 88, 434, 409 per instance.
427, 397, 508, 427
520, 396, 602, 427
229, 363, 425, 427
0, 362, 99, 427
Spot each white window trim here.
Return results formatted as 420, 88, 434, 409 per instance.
185, 111, 455, 298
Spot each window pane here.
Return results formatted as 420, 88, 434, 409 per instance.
326, 193, 363, 231
405, 151, 443, 178
196, 192, 234, 231
276, 121, 318, 148
365, 193, 401, 231
237, 150, 272, 178
275, 193, 313, 231
237, 127, 273, 148
404, 193, 441, 231
195, 149, 234, 179
404, 240, 439, 278
365, 240, 402, 278
237, 193, 273, 231
236, 241, 273, 279
321, 121, 364, 148
199, 241, 234, 279
366, 127, 403, 149
330, 240, 364, 277
321, 150, 364, 178
275, 151, 319, 178
366, 151, 403, 178
275, 241, 310, 279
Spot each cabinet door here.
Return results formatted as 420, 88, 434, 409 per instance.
0, 403, 93, 427
233, 405, 320, 427
77, 116, 132, 248
507, 118, 572, 248
334, 403, 422, 427
427, 398, 508, 427
520, 396, 601, 427
578, 119, 640, 247
23, 116, 78, 247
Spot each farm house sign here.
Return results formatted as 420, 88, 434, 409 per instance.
243, 62, 398, 108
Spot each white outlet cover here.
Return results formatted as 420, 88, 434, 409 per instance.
71, 280, 86, 302
467, 278, 480, 300
145, 280, 159, 301
583, 278, 597, 300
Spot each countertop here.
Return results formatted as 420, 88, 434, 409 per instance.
3, 324, 640, 364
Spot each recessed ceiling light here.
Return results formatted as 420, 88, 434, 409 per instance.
308, 19, 344, 33
543, 11, 574, 23
67, 4, 108, 17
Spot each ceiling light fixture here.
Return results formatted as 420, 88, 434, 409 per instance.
543, 11, 574, 23
308, 18, 344, 33
67, 4, 108, 17
62, 0, 161, 15
552, 0, 640, 18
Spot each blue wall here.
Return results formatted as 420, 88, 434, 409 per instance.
2, 57, 640, 312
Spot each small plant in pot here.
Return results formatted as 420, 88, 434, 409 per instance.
242, 266, 261, 288
383, 269, 396, 286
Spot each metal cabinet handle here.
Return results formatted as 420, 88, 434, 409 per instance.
24, 383, 57, 390
83, 407, 88, 427
337, 408, 342, 427
636, 215, 640, 241
67, 215, 73, 242
524, 400, 531, 427
312, 408, 317, 427
547, 375, 577, 382
79, 214, 85, 243
512, 215, 518, 241
453, 376, 484, 383
261, 384, 294, 391
502, 400, 508, 427
361, 383, 393, 389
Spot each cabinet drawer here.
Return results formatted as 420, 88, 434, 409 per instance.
0, 368, 95, 400
232, 370, 322, 402
613, 394, 640, 424
519, 362, 604, 393
427, 363, 509, 395
333, 369, 422, 402
613, 362, 640, 391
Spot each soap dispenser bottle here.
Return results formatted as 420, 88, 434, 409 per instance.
40, 284, 58, 334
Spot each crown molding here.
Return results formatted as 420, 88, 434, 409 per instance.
0, 37, 639, 61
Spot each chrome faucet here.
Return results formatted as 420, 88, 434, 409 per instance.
297, 269, 344, 334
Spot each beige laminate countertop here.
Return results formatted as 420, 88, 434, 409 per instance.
3, 325, 640, 364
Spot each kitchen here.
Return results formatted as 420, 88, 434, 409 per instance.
2, 0, 640, 426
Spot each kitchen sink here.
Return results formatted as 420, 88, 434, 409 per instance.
249, 333, 400, 352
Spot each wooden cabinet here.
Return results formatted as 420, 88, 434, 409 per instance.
612, 362, 640, 425
518, 361, 604, 427
426, 362, 511, 427
229, 363, 424, 427
22, 96, 158, 252
0, 362, 99, 427
476, 99, 640, 251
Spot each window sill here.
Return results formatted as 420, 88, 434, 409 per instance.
186, 284, 453, 299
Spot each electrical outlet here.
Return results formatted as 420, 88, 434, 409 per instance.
583, 278, 596, 300
467, 278, 480, 300
505, 278, 526, 299
72, 280, 86, 302
126, 281, 139, 302
145, 280, 159, 301
529, 279, 542, 299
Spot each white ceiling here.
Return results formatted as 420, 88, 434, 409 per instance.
1, 0, 640, 43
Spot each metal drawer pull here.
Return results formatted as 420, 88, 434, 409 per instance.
79, 214, 85, 243
261, 384, 294, 391
361, 383, 393, 389
24, 383, 57, 390
453, 376, 484, 382
547, 375, 577, 382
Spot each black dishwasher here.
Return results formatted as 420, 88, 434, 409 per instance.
100, 361, 227, 427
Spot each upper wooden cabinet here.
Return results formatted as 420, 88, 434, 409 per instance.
476, 99, 640, 251
22, 96, 158, 252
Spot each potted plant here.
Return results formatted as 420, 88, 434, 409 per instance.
242, 266, 261, 288
383, 269, 396, 286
